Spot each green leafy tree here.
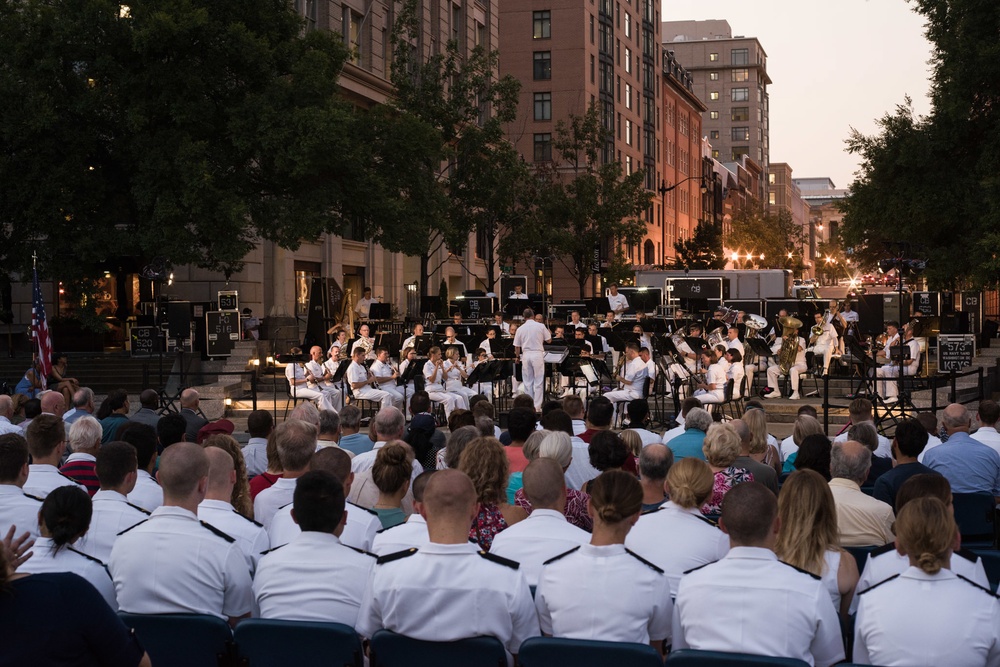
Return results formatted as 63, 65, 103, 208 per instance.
726, 202, 804, 269
672, 222, 726, 270
502, 105, 652, 299
0, 0, 360, 291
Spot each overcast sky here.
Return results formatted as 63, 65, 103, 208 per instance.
663, 0, 935, 189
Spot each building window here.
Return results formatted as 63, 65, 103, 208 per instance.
731, 106, 749, 121
625, 83, 632, 109
732, 146, 749, 160
475, 21, 486, 46
624, 47, 632, 73
732, 48, 749, 65
731, 68, 749, 82
709, 72, 719, 81
342, 8, 362, 64
297, 0, 317, 32
709, 110, 719, 119
710, 130, 719, 140
768, 192, 776, 205
709, 52, 719, 62
712, 149, 720, 159
768, 173, 776, 184
626, 119, 632, 146
590, 55, 595, 83
533, 92, 552, 121
452, 3, 462, 42
709, 91, 719, 100
731, 127, 749, 141
533, 11, 551, 39
534, 133, 552, 161
625, 155, 632, 174
731, 87, 749, 102
533, 51, 552, 80
624, 12, 631, 37
590, 14, 594, 44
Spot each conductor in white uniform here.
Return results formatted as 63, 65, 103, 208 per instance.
513, 308, 552, 411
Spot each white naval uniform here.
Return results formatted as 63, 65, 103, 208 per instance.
853, 566, 1000, 667
443, 360, 477, 407
693, 361, 726, 405
877, 337, 921, 400
253, 531, 376, 625
23, 464, 87, 499
198, 499, 270, 573
607, 292, 629, 319
728, 358, 746, 399
489, 509, 590, 587
467, 358, 494, 399
0, 484, 43, 539
628, 428, 663, 448
371, 514, 430, 556
369, 359, 405, 408
850, 543, 990, 614
269, 500, 382, 552
304, 359, 345, 409
18, 537, 118, 611
285, 363, 341, 413
536, 543, 672, 644
672, 546, 844, 667
422, 361, 460, 418
109, 506, 253, 619
354, 297, 374, 319
127, 470, 163, 512
563, 436, 601, 491
766, 336, 808, 396
243, 437, 269, 478
808, 322, 838, 375
603, 357, 649, 413
347, 360, 396, 410
253, 476, 298, 530
75, 490, 150, 563
513, 319, 552, 411
396, 359, 418, 400
357, 541, 541, 659
833, 427, 893, 459
624, 501, 730, 597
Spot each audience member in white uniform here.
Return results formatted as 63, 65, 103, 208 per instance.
242, 410, 273, 478
636, 444, 672, 512
285, 350, 341, 414
775, 469, 860, 618
0, 432, 44, 540
109, 442, 253, 623
371, 471, 434, 556
561, 395, 588, 437
624, 400, 661, 447
23, 415, 85, 499
536, 470, 671, 654
198, 447, 269, 574
253, 469, 376, 625
971, 399, 1000, 456
269, 447, 382, 552
625, 458, 729, 597
303, 346, 344, 410
254, 419, 316, 530
672, 482, 845, 666
421, 347, 461, 418
76, 442, 149, 563
853, 496, 1000, 667
490, 459, 589, 587
119, 423, 163, 513
357, 469, 540, 659
16, 485, 118, 610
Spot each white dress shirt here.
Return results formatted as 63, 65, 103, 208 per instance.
75, 490, 150, 563
24, 464, 86, 499
253, 476, 298, 529
833, 426, 892, 459
371, 514, 430, 556
0, 416, 21, 435
625, 501, 730, 597
564, 436, 601, 491
0, 484, 43, 539
536, 543, 672, 644
269, 500, 381, 553
253, 531, 376, 625
673, 546, 844, 667
971, 425, 1000, 457
109, 505, 253, 620
512, 319, 551, 352
18, 537, 118, 610
127, 470, 163, 512
242, 437, 269, 478
351, 441, 424, 480
198, 499, 270, 573
917, 433, 944, 463
607, 292, 629, 318
628, 428, 663, 447
489, 509, 590, 587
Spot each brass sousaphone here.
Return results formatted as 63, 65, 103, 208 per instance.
778, 315, 803, 374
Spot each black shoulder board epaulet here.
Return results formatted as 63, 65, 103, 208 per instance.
126, 501, 152, 516
640, 506, 664, 516
200, 520, 236, 543
779, 560, 821, 580
956, 574, 999, 598
479, 551, 520, 570
682, 561, 716, 575
69, 546, 107, 567
348, 501, 379, 516
869, 543, 895, 558
117, 519, 148, 536
857, 573, 899, 597
260, 544, 285, 556
693, 513, 720, 527
59, 471, 81, 483
232, 509, 263, 527
543, 546, 581, 566
346, 545, 377, 558
625, 548, 664, 574
23, 492, 44, 503
377, 547, 418, 565
278, 501, 293, 510
376, 521, 405, 534
955, 548, 978, 564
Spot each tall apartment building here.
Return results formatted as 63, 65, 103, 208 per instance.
768, 163, 812, 276
795, 177, 849, 273
663, 19, 770, 204
499, 0, 663, 295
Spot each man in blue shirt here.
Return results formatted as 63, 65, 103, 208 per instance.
337, 404, 374, 457
873, 418, 940, 511
665, 407, 713, 461
923, 403, 1000, 503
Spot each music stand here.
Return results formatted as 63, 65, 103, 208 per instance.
442, 341, 468, 359
376, 332, 402, 357
684, 336, 708, 353
368, 303, 391, 320
844, 334, 877, 399
399, 358, 427, 408
491, 339, 515, 360
411, 335, 435, 358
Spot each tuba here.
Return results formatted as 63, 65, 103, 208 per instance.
778, 316, 803, 375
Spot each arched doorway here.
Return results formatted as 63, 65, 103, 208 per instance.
644, 240, 655, 265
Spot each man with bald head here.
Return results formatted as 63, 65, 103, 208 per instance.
358, 469, 540, 658
180, 388, 208, 442
923, 403, 1000, 503
489, 458, 589, 587
198, 446, 269, 573
109, 442, 253, 623
0, 395, 19, 436
39, 390, 66, 418
828, 440, 895, 546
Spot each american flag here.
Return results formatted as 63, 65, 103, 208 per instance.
31, 268, 52, 384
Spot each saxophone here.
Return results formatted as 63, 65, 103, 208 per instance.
778, 316, 803, 375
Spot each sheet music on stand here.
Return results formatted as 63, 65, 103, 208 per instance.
543, 345, 569, 364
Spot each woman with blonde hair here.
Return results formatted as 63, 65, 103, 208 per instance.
701, 422, 753, 515
625, 457, 730, 596
371, 442, 412, 529
775, 469, 858, 617
535, 470, 671, 654
202, 434, 253, 518
853, 497, 1000, 666
618, 430, 643, 459
781, 415, 827, 474
458, 436, 527, 550
742, 407, 782, 475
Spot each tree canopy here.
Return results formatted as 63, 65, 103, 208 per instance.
725, 202, 804, 271
672, 222, 726, 270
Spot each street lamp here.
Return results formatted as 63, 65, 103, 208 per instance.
659, 176, 709, 266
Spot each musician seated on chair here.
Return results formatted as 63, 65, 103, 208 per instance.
286, 347, 342, 413
639, 347, 656, 383
666, 323, 704, 386
725, 326, 745, 356
876, 324, 920, 404
401, 323, 425, 355
347, 347, 400, 410
567, 310, 587, 330
572, 327, 593, 356
352, 324, 376, 361
370, 347, 405, 409
875, 322, 901, 363
478, 327, 498, 359
806, 311, 838, 376
764, 321, 807, 401
725, 348, 745, 399
493, 311, 511, 335
603, 343, 648, 412
442, 327, 467, 361
692, 349, 726, 406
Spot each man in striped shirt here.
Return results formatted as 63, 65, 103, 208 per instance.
60, 415, 102, 496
